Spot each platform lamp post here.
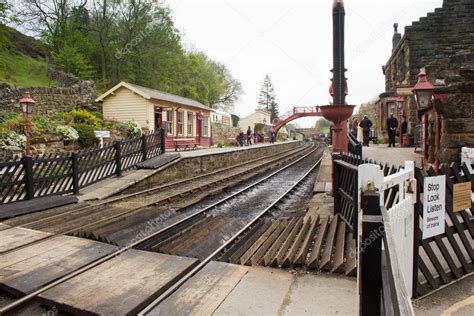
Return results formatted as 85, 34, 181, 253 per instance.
19, 91, 35, 157
413, 69, 435, 170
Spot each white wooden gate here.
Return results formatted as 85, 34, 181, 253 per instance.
358, 161, 417, 297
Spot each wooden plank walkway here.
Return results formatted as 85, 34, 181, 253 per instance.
0, 235, 117, 296
39, 250, 197, 315
150, 261, 248, 315
224, 216, 356, 274
0, 196, 78, 220
0, 223, 10, 231
0, 227, 51, 254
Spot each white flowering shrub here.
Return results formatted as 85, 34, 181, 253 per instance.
125, 120, 142, 137
56, 125, 79, 141
0, 128, 26, 149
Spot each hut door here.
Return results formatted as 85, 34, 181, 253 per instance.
154, 107, 162, 130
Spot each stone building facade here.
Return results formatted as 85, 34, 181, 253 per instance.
377, 0, 474, 163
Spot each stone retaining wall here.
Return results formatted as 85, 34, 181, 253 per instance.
122, 141, 301, 194
211, 123, 240, 146
0, 64, 95, 116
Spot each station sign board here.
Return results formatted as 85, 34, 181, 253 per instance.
423, 175, 446, 239
452, 181, 472, 212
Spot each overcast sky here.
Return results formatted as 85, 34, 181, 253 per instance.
167, 0, 442, 127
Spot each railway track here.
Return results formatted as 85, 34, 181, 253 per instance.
0, 143, 324, 315
2, 143, 311, 238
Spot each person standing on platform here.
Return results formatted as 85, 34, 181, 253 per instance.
270, 129, 276, 144
246, 126, 252, 146
387, 113, 399, 147
401, 115, 408, 134
359, 115, 372, 146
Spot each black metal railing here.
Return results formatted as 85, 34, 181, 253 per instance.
333, 153, 361, 236
348, 132, 362, 157
0, 129, 165, 204
359, 190, 414, 315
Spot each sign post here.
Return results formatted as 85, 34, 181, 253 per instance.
94, 131, 111, 148
422, 175, 446, 239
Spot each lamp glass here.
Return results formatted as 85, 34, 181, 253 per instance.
27, 103, 34, 114
416, 90, 432, 109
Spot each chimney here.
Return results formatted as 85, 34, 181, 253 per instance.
392, 23, 401, 52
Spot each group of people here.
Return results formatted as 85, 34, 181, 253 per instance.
350, 115, 373, 146
387, 113, 407, 147
350, 113, 408, 148
236, 126, 276, 147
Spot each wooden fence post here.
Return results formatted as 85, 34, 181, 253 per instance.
23, 155, 34, 200
360, 190, 383, 316
71, 153, 80, 194
160, 128, 166, 154
115, 141, 122, 177
141, 133, 148, 161
412, 168, 423, 298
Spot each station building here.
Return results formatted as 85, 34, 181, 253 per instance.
96, 82, 213, 148
377, 0, 474, 163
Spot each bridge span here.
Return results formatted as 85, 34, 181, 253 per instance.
273, 106, 323, 133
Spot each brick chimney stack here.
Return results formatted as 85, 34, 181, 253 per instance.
392, 23, 402, 52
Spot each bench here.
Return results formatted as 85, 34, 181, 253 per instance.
173, 138, 198, 151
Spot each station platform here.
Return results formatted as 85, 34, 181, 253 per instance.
362, 144, 423, 168
79, 141, 299, 201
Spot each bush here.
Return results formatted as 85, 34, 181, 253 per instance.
53, 112, 73, 124
70, 109, 100, 126
1, 114, 24, 134
0, 111, 20, 123
92, 111, 103, 121
56, 125, 79, 141
124, 120, 142, 138
73, 124, 99, 147
0, 127, 25, 148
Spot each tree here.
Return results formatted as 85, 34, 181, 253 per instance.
7, 0, 242, 107
314, 118, 332, 133
258, 75, 275, 111
258, 75, 278, 121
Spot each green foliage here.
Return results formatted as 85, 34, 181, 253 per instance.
8, 0, 241, 108
231, 114, 239, 128
1, 114, 24, 134
70, 109, 100, 126
53, 45, 93, 79
0, 127, 25, 148
0, 111, 20, 123
72, 123, 99, 147
124, 120, 142, 138
56, 125, 79, 141
0, 52, 57, 87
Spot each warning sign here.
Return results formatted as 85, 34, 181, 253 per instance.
453, 182, 472, 212
423, 175, 446, 239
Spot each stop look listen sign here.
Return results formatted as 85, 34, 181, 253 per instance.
422, 175, 446, 239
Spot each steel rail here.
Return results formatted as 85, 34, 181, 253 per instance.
10, 144, 308, 230
0, 144, 312, 258
138, 147, 324, 315
0, 144, 321, 314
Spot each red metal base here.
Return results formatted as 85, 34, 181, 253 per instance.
320, 105, 355, 153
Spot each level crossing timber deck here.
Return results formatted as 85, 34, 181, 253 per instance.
38, 250, 197, 315
0, 223, 9, 231
0, 235, 117, 296
0, 227, 51, 254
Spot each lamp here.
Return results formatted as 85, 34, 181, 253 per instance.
19, 91, 35, 156
413, 69, 435, 110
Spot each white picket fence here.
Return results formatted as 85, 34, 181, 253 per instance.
358, 161, 417, 298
